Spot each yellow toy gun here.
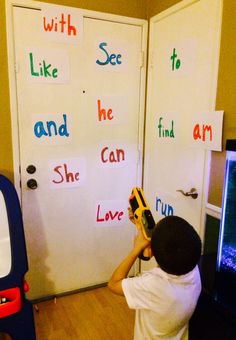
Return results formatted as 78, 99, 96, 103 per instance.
129, 187, 156, 261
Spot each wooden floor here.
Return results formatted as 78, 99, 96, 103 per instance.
33, 286, 135, 340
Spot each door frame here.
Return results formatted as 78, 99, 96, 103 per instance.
145, 0, 223, 242
5, 0, 148, 200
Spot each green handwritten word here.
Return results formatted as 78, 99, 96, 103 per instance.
157, 117, 175, 138
29, 52, 58, 78
170, 48, 181, 71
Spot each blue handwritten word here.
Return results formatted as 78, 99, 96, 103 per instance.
96, 42, 122, 66
156, 197, 174, 217
34, 113, 69, 138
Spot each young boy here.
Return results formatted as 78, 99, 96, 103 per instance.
108, 215, 202, 339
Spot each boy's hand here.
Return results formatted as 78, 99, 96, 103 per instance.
133, 229, 150, 254
128, 207, 136, 224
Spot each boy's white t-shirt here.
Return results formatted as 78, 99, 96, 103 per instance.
122, 265, 201, 340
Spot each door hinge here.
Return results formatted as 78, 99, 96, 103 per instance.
139, 51, 145, 68
14, 61, 20, 74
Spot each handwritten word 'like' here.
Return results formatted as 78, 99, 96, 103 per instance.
52, 163, 79, 184
156, 197, 174, 217
101, 147, 125, 163
29, 52, 58, 79
193, 124, 213, 142
96, 42, 122, 66
157, 117, 175, 138
34, 114, 69, 138
96, 204, 124, 222
43, 14, 77, 36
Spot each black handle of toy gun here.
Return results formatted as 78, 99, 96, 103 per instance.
138, 251, 151, 261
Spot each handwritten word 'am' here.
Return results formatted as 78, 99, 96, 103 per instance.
34, 114, 69, 138
193, 124, 212, 142
43, 13, 77, 36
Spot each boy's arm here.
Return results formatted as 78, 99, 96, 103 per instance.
108, 230, 150, 296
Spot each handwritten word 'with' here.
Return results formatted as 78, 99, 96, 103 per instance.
43, 13, 77, 36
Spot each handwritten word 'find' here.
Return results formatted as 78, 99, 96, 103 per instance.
43, 14, 77, 36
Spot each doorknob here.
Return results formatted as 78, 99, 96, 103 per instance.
26, 165, 36, 174
27, 179, 38, 190
176, 188, 198, 199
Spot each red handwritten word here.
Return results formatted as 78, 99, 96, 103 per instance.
52, 163, 80, 184
96, 204, 124, 222
43, 14, 77, 36
193, 124, 213, 141
101, 147, 125, 163
97, 99, 113, 121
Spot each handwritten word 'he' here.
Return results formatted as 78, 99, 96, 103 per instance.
97, 99, 113, 121
52, 163, 79, 184
101, 147, 125, 163
43, 14, 77, 36
29, 52, 58, 78
157, 117, 175, 138
96, 42, 122, 66
156, 197, 174, 217
193, 124, 212, 142
96, 204, 124, 222
34, 114, 69, 138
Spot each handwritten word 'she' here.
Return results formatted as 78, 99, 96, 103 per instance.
29, 52, 58, 79
156, 197, 174, 217
96, 204, 124, 222
157, 117, 175, 138
34, 114, 69, 138
101, 147, 125, 163
52, 163, 79, 184
96, 42, 122, 66
193, 124, 213, 142
43, 13, 77, 36
97, 100, 113, 121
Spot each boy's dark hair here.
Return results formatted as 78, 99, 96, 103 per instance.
151, 216, 202, 275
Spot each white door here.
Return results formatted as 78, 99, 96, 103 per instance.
9, 3, 147, 299
143, 0, 222, 267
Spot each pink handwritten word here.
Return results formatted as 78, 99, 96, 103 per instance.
96, 204, 124, 222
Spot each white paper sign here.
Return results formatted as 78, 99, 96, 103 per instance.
95, 200, 127, 227
96, 140, 137, 169
155, 111, 183, 144
41, 4, 83, 43
49, 157, 86, 189
189, 111, 224, 151
26, 47, 70, 83
94, 95, 128, 125
94, 39, 131, 73
164, 39, 197, 77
